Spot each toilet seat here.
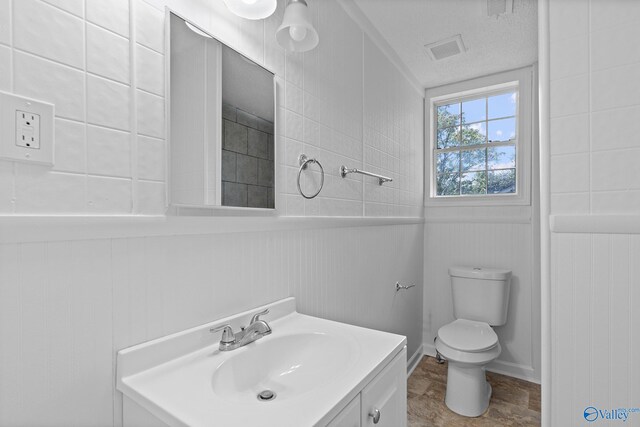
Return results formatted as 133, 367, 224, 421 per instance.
437, 319, 498, 353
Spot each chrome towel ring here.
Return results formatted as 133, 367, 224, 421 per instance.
297, 154, 324, 199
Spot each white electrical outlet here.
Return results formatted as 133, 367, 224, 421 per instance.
16, 110, 41, 149
0, 91, 54, 165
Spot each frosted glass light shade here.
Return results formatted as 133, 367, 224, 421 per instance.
276, 0, 319, 52
223, 0, 277, 20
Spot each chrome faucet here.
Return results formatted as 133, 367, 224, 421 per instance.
210, 308, 272, 351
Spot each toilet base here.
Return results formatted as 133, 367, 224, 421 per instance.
444, 362, 492, 417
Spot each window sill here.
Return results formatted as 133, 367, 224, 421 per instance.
425, 194, 531, 207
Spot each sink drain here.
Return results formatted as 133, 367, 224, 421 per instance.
257, 390, 276, 402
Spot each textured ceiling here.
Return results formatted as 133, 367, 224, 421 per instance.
352, 0, 538, 88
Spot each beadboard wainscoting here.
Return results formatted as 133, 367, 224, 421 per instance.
423, 208, 541, 383
0, 221, 423, 427
550, 231, 640, 427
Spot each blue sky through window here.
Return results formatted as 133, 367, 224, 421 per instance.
435, 90, 518, 197
462, 98, 485, 123
488, 92, 517, 119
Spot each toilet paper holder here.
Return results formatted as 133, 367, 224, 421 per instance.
395, 282, 415, 292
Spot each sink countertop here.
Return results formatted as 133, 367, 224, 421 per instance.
117, 297, 406, 427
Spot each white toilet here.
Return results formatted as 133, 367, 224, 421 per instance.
435, 266, 511, 417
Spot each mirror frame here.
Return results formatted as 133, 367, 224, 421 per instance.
164, 8, 279, 215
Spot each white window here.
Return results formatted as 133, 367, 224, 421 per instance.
426, 67, 533, 206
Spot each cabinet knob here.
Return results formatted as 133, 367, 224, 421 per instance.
369, 408, 381, 424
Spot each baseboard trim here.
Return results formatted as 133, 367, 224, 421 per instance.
423, 342, 437, 358
407, 344, 424, 378
422, 342, 540, 384
488, 359, 540, 384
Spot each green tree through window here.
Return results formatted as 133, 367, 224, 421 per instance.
435, 92, 517, 197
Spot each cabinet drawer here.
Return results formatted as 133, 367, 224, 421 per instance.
361, 347, 407, 427
326, 394, 361, 427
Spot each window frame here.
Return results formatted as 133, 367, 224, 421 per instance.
425, 67, 533, 207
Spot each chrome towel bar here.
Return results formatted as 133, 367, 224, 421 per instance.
340, 165, 392, 185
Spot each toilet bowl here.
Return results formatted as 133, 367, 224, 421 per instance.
436, 266, 511, 417
435, 319, 501, 417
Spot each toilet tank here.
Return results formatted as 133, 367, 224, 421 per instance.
449, 266, 511, 326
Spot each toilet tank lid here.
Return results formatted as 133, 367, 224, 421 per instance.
449, 266, 511, 280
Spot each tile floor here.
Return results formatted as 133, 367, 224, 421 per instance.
408, 356, 541, 427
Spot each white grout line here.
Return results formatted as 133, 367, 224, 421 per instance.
129, 0, 139, 214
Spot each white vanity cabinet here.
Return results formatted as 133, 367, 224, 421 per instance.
326, 347, 407, 427
326, 396, 361, 427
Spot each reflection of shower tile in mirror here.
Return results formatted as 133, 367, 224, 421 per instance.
248, 128, 268, 159
237, 109, 258, 129
221, 151, 236, 182
258, 159, 274, 187
223, 120, 248, 154
222, 182, 247, 207
248, 185, 268, 207
221, 103, 275, 209
236, 154, 258, 185
222, 103, 237, 122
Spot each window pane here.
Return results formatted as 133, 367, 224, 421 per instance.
461, 149, 486, 172
488, 169, 516, 194
437, 103, 460, 128
488, 146, 516, 169
487, 118, 516, 142
437, 151, 460, 174
460, 171, 487, 195
462, 98, 485, 124
437, 126, 460, 149
488, 92, 517, 119
461, 122, 486, 145
437, 173, 460, 195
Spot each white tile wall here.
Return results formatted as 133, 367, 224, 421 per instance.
53, 118, 85, 173
0, 44, 9, 91
41, 0, 83, 17
548, 2, 640, 425
86, 0, 129, 38
136, 45, 164, 96
0, 0, 423, 217
13, 0, 84, 69
87, 23, 130, 84
14, 51, 85, 121
0, 0, 11, 45
0, 223, 424, 426
550, 0, 640, 215
87, 125, 131, 178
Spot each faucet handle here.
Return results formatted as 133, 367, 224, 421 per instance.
250, 308, 270, 324
210, 324, 235, 344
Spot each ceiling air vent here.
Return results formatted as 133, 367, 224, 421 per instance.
425, 34, 466, 61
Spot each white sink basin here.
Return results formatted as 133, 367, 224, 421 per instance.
117, 298, 405, 427
211, 332, 359, 403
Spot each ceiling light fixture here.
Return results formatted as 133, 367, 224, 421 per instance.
276, 0, 319, 52
223, 0, 277, 20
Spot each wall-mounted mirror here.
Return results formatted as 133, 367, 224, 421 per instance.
169, 12, 276, 210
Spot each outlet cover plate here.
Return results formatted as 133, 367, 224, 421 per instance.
0, 91, 54, 165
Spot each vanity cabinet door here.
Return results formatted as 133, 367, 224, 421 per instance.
360, 346, 407, 427
326, 394, 361, 427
